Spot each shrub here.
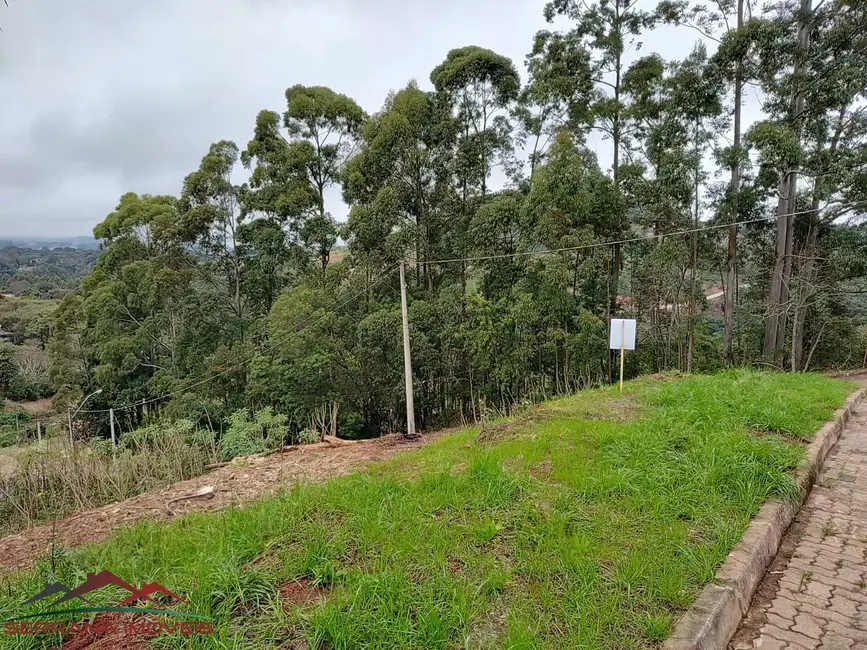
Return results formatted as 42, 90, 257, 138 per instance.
297, 428, 321, 445
0, 408, 31, 447
89, 438, 114, 458
219, 407, 289, 461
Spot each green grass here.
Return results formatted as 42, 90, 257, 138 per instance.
0, 370, 853, 649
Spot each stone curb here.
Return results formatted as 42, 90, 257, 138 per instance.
663, 384, 867, 650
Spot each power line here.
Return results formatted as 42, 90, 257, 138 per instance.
408, 201, 867, 266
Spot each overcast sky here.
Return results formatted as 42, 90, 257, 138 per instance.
0, 0, 736, 239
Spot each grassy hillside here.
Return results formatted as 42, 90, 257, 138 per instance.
0, 370, 853, 649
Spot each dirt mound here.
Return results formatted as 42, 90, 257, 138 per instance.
0, 433, 436, 573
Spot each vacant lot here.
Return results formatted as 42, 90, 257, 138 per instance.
0, 370, 853, 649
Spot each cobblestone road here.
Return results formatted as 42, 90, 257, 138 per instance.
731, 408, 867, 649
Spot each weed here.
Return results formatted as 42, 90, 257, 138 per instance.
0, 420, 213, 535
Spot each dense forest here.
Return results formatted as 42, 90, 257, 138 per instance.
39, 0, 867, 440
0, 247, 98, 298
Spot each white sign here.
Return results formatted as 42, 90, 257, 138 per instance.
609, 319, 636, 350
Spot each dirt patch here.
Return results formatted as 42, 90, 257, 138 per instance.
528, 457, 553, 479
8, 397, 54, 416
280, 577, 327, 608
0, 450, 16, 478
545, 394, 641, 423
464, 600, 509, 649
747, 425, 805, 442
447, 557, 464, 575
0, 433, 441, 573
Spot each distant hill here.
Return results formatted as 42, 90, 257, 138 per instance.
0, 236, 99, 251
0, 246, 99, 298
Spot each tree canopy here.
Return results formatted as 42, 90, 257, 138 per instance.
46, 0, 867, 440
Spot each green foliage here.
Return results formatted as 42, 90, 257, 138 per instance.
220, 407, 289, 461
298, 428, 321, 445
0, 407, 31, 447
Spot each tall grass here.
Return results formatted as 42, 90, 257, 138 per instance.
0, 421, 214, 535
0, 370, 854, 649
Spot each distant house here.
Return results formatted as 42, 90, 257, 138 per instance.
0, 330, 15, 344
616, 296, 636, 314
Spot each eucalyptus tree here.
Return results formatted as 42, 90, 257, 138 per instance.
746, 0, 867, 366
283, 85, 366, 272
430, 46, 521, 202
543, 0, 660, 368
667, 44, 725, 371
81, 193, 199, 420
343, 83, 452, 291
517, 30, 594, 179
180, 141, 246, 321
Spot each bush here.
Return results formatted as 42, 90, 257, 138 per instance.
219, 407, 289, 461
0, 408, 31, 447
297, 428, 321, 445
89, 438, 114, 458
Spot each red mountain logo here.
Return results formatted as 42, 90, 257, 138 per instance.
7, 570, 213, 639
24, 571, 187, 609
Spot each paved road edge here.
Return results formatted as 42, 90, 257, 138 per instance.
663, 384, 867, 650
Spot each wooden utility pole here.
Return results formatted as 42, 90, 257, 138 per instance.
399, 262, 416, 438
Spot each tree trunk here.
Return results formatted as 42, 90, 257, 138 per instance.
764, 176, 793, 360
723, 0, 744, 368
764, 0, 813, 365
791, 107, 844, 370
687, 119, 700, 374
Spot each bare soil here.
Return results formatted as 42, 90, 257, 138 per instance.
279, 577, 327, 608
0, 433, 437, 573
9, 397, 54, 416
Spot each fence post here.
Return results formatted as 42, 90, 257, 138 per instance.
110, 408, 117, 459
37, 420, 42, 443
67, 410, 73, 446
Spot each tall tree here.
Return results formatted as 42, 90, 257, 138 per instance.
283, 85, 366, 272
343, 83, 452, 291
48, 294, 88, 409
517, 30, 594, 178
544, 0, 659, 380
761, 0, 816, 361
430, 46, 521, 200
667, 45, 724, 372
180, 141, 246, 321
